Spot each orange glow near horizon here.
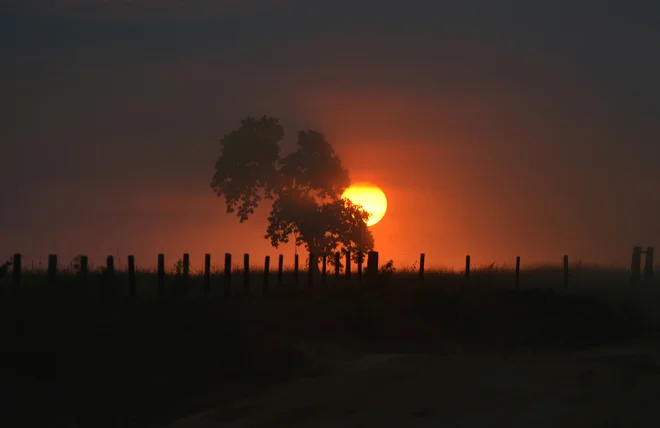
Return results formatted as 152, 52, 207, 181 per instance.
341, 183, 388, 226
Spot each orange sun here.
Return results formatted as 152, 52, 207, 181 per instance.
341, 183, 388, 226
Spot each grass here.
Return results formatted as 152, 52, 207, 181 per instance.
0, 261, 650, 297
1, 265, 659, 427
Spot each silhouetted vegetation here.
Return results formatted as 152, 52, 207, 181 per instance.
0, 259, 10, 282
1, 262, 659, 426
211, 117, 375, 272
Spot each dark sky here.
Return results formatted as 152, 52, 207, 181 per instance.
2, 0, 659, 269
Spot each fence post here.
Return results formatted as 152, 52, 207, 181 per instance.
80, 255, 88, 285
224, 253, 231, 299
48, 254, 57, 286
263, 256, 270, 296
106, 255, 115, 275
357, 251, 363, 285
322, 253, 327, 285
644, 247, 654, 282
308, 253, 315, 288
182, 253, 190, 296
419, 253, 425, 281
105, 255, 115, 296
243, 254, 250, 296
334, 252, 340, 280
204, 254, 211, 296
515, 256, 520, 290
12, 253, 21, 295
128, 255, 136, 297
345, 251, 351, 280
563, 255, 569, 291
294, 254, 299, 288
367, 251, 379, 283
277, 254, 283, 289
157, 254, 165, 296
631, 246, 642, 284
465, 255, 470, 281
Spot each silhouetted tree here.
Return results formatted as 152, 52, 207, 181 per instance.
211, 116, 374, 270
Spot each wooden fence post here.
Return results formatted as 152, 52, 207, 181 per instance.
105, 255, 115, 296
12, 253, 21, 295
308, 253, 315, 288
80, 255, 88, 285
644, 247, 654, 281
157, 254, 165, 296
182, 253, 190, 296
322, 253, 327, 285
563, 255, 569, 291
277, 254, 283, 289
263, 256, 270, 296
465, 255, 470, 281
334, 252, 340, 280
294, 254, 299, 288
631, 246, 642, 284
48, 254, 57, 286
515, 256, 520, 290
128, 255, 136, 297
345, 251, 351, 280
204, 254, 211, 296
243, 253, 250, 297
224, 253, 231, 299
357, 251, 363, 285
156, 253, 165, 296
367, 251, 379, 283
106, 255, 115, 275
419, 253, 425, 281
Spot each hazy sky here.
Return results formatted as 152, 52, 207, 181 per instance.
2, 0, 659, 270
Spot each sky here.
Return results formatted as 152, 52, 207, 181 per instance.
2, 0, 659, 271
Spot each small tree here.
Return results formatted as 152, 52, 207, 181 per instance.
71, 254, 84, 274
211, 116, 375, 270
173, 259, 185, 276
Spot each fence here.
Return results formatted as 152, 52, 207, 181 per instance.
4, 248, 655, 297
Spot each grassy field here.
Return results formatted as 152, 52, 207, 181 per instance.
1, 266, 659, 427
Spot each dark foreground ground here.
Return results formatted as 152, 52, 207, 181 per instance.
1, 282, 659, 427
166, 342, 660, 427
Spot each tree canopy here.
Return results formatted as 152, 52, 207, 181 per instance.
211, 116, 374, 263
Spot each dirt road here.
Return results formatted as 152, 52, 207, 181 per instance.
164, 340, 660, 428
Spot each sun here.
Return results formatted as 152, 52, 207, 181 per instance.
341, 183, 388, 226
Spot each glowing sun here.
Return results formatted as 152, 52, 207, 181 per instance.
341, 183, 388, 226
